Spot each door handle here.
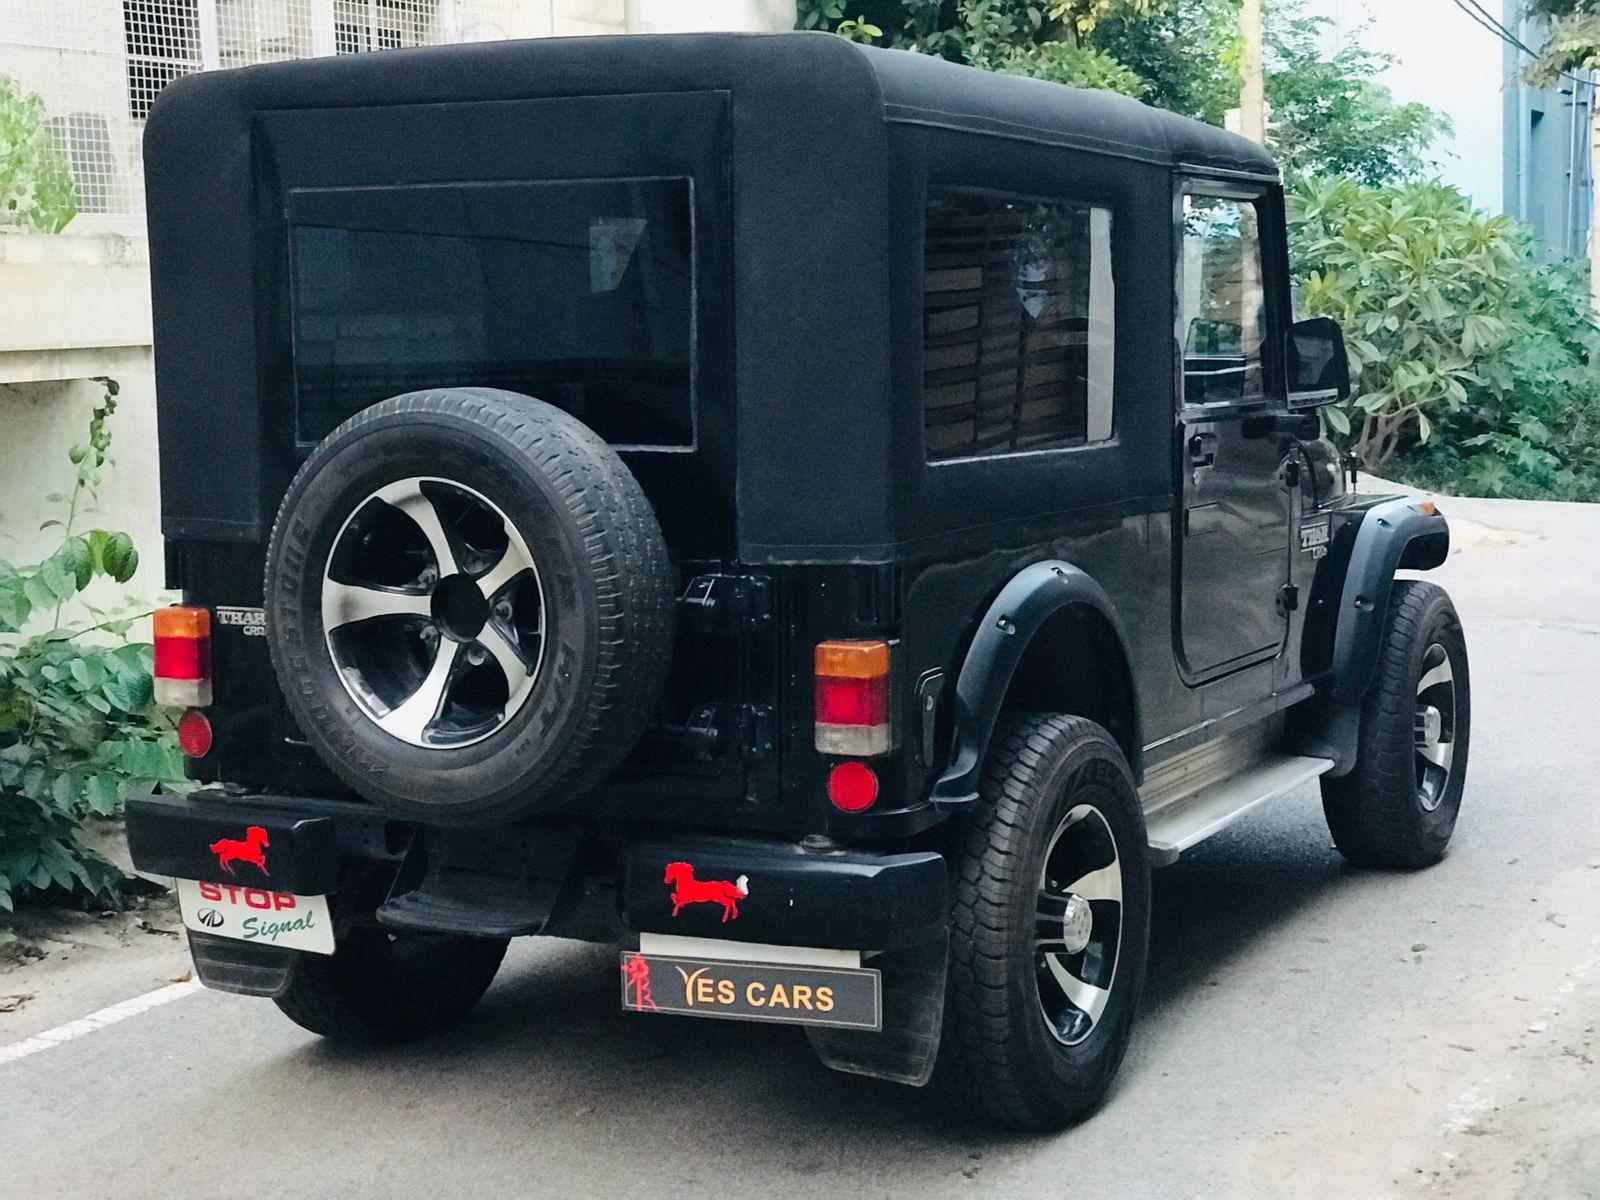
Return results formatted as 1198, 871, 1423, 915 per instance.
1188, 432, 1218, 468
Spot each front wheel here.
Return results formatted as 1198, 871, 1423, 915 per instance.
935, 714, 1152, 1130
1322, 579, 1471, 868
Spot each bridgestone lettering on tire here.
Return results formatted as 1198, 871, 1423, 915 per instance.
264, 388, 674, 826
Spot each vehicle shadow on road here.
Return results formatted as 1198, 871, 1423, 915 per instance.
257, 800, 1377, 1183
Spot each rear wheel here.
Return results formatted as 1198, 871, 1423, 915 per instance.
1322, 579, 1471, 868
276, 925, 507, 1045
935, 714, 1151, 1130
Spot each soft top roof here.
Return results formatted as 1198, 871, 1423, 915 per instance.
145, 31, 1275, 555
148, 30, 1275, 178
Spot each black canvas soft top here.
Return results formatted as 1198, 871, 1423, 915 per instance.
145, 32, 1275, 555
146, 30, 1274, 177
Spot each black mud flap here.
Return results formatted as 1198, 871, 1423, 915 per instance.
187, 931, 299, 998
806, 935, 948, 1086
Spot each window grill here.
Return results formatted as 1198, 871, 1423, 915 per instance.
334, 0, 440, 53
123, 0, 202, 121
0, 0, 484, 221
922, 189, 1115, 463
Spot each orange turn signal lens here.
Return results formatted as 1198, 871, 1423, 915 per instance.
153, 606, 210, 641
814, 640, 890, 680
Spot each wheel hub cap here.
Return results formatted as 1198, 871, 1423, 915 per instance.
430, 573, 490, 642
1060, 894, 1094, 956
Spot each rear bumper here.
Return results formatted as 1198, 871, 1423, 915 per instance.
125, 791, 949, 954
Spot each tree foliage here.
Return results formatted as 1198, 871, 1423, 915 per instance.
1524, 0, 1600, 86
0, 74, 77, 234
0, 384, 187, 934
1290, 176, 1600, 494
1264, 12, 1452, 186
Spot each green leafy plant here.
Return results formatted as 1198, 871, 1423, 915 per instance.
1289, 178, 1531, 469
836, 16, 886, 41
0, 381, 187, 932
0, 73, 78, 234
1291, 177, 1600, 495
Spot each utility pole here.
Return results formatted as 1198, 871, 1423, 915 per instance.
1241, 0, 1266, 144
1591, 76, 1600, 313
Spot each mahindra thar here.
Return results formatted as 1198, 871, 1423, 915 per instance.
126, 32, 1469, 1130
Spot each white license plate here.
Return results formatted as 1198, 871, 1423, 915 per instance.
175, 878, 335, 955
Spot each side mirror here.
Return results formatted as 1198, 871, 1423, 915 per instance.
1287, 316, 1351, 408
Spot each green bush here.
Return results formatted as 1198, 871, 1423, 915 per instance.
0, 383, 187, 934
1289, 177, 1600, 498
0, 74, 77, 234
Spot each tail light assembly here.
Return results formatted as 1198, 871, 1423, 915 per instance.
153, 605, 213, 708
814, 640, 894, 757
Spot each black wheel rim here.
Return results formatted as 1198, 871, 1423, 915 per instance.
1414, 642, 1457, 811
1035, 802, 1124, 1047
320, 476, 546, 749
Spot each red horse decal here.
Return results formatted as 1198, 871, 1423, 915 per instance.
663, 862, 748, 923
209, 826, 270, 876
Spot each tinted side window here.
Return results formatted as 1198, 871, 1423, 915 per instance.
922, 189, 1115, 463
289, 177, 694, 448
1180, 194, 1266, 406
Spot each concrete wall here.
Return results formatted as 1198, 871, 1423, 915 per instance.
0, 370, 167, 610
0, 231, 164, 608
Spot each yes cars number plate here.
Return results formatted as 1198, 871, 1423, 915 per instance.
620, 951, 881, 1030
176, 878, 334, 955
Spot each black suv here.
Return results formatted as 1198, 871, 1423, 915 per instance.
127, 32, 1470, 1130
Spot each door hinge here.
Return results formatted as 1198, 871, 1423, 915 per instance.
1276, 583, 1301, 616
678, 573, 773, 634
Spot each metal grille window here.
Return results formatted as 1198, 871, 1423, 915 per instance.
922, 188, 1115, 463
3, 1, 485, 222
334, 0, 439, 53
217, 1, 317, 68
123, 0, 202, 120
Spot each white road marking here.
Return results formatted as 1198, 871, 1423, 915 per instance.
0, 980, 202, 1067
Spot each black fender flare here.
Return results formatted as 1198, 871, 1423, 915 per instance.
930, 561, 1142, 809
1324, 496, 1451, 703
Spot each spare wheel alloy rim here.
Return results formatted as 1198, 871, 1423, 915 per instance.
319, 476, 547, 749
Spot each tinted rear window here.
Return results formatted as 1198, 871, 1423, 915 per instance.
288, 177, 694, 447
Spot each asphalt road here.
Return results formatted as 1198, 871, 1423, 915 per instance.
4, 488, 1598, 1199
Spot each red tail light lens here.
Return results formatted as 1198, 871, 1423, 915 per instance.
815, 640, 893, 757
827, 761, 879, 812
153, 606, 213, 707
176, 708, 213, 758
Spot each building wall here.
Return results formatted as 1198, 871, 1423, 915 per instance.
1501, 5, 1595, 261
0, 0, 796, 618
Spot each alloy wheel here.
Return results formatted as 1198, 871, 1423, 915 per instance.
320, 476, 545, 749
1414, 642, 1457, 811
1035, 802, 1124, 1047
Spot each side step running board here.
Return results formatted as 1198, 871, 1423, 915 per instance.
1143, 753, 1333, 867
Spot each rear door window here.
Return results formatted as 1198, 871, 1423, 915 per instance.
288, 177, 695, 448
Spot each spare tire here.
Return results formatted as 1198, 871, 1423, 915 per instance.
264, 388, 673, 826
